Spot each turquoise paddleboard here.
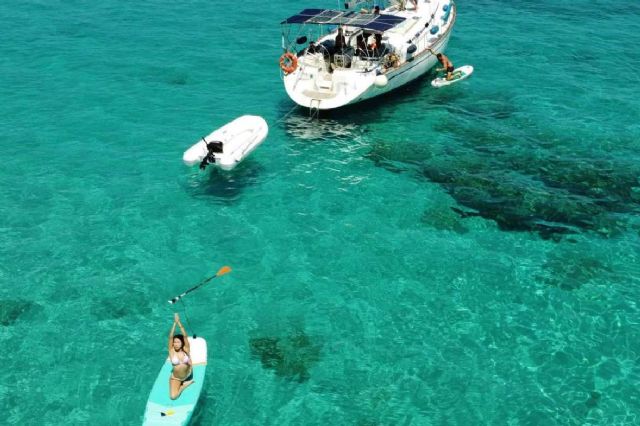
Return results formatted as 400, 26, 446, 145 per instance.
143, 337, 207, 425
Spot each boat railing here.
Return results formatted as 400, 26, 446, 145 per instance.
300, 52, 326, 69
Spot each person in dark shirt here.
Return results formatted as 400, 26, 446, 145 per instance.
335, 27, 347, 53
330, 27, 348, 72
306, 41, 318, 54
356, 34, 367, 56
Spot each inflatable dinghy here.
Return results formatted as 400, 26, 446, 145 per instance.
183, 115, 268, 171
431, 65, 474, 88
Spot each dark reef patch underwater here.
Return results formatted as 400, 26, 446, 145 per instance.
249, 329, 322, 383
0, 299, 42, 326
536, 244, 613, 290
366, 104, 640, 241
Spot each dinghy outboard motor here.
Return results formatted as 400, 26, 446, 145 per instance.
199, 140, 224, 170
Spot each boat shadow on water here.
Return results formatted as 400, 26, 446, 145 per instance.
181, 161, 265, 203
281, 110, 364, 143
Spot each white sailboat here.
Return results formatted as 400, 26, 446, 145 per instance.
279, 0, 456, 110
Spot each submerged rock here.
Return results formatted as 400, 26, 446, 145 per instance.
537, 248, 610, 290
0, 299, 37, 326
249, 329, 321, 383
90, 291, 151, 321
367, 116, 640, 240
585, 391, 601, 408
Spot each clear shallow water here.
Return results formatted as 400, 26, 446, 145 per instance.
1, 0, 639, 424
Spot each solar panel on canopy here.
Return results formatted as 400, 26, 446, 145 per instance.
309, 9, 344, 24
282, 9, 405, 32
367, 14, 405, 31
347, 15, 372, 26
282, 9, 326, 24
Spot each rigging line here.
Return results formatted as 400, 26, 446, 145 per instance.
310, 105, 320, 120
428, 1, 442, 27
275, 103, 301, 124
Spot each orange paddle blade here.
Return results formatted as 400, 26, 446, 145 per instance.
216, 265, 232, 276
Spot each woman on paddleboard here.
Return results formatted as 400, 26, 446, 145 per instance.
168, 313, 194, 399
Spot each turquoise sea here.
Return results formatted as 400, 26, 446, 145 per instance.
1, 0, 640, 424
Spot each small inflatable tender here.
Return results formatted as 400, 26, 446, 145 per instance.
183, 115, 268, 171
431, 65, 474, 88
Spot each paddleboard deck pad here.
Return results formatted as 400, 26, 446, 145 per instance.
143, 337, 207, 425
431, 65, 474, 88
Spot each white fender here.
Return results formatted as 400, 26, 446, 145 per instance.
374, 74, 388, 88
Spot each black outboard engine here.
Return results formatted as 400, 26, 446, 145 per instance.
199, 140, 224, 170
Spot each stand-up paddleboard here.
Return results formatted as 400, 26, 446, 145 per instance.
143, 337, 207, 426
431, 65, 474, 88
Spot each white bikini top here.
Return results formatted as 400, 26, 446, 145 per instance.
171, 352, 190, 366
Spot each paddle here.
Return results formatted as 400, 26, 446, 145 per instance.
168, 265, 232, 304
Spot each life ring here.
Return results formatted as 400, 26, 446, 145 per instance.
279, 53, 298, 74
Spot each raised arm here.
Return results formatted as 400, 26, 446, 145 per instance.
175, 314, 190, 354
168, 318, 177, 354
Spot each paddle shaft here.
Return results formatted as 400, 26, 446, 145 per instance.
169, 276, 214, 304
168, 265, 231, 304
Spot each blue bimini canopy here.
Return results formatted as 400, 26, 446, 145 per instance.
282, 9, 406, 33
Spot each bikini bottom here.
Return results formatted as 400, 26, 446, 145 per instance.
171, 370, 193, 383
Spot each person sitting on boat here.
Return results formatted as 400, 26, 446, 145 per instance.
169, 313, 194, 399
371, 33, 383, 56
360, 5, 380, 14
299, 41, 318, 57
430, 48, 455, 81
356, 34, 367, 56
411, 0, 419, 11
329, 27, 348, 72
307, 41, 318, 54
334, 27, 347, 54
